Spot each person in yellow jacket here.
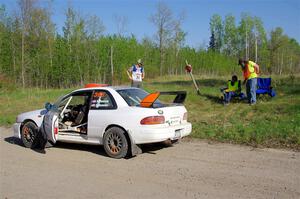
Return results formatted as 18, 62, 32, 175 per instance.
220, 75, 245, 105
238, 58, 260, 105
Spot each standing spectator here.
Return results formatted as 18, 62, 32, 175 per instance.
238, 58, 260, 105
127, 59, 145, 88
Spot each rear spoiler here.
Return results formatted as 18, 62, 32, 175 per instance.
140, 91, 187, 108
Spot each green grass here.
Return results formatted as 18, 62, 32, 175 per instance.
145, 75, 300, 150
0, 88, 73, 125
1, 75, 299, 150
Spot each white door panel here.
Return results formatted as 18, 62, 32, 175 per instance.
43, 110, 58, 143
88, 110, 119, 143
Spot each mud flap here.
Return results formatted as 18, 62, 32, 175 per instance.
31, 124, 48, 149
31, 121, 53, 150
126, 130, 142, 157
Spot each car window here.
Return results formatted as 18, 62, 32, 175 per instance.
52, 96, 71, 113
117, 88, 163, 107
90, 91, 115, 109
52, 92, 92, 113
68, 95, 86, 107
117, 89, 147, 106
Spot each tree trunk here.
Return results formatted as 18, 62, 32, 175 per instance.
110, 45, 114, 85
245, 23, 248, 60
255, 36, 258, 62
76, 52, 83, 86
279, 52, 283, 75
160, 46, 163, 76
269, 50, 273, 74
289, 57, 293, 74
159, 25, 163, 76
21, 31, 25, 88
10, 34, 17, 84
48, 38, 53, 88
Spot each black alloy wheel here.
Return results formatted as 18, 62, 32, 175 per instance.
21, 121, 38, 148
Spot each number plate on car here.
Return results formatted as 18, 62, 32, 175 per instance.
169, 116, 181, 126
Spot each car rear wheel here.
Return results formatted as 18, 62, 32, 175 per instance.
103, 127, 128, 159
21, 121, 38, 148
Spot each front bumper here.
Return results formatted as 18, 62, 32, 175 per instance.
132, 122, 192, 144
13, 123, 22, 139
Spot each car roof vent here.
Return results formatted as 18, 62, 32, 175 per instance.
84, 83, 109, 88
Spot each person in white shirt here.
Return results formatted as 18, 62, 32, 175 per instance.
127, 59, 145, 88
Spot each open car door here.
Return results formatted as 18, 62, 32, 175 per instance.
43, 95, 72, 144
43, 110, 59, 144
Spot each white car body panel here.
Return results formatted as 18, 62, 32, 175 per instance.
43, 111, 58, 143
88, 105, 191, 144
15, 109, 45, 126
13, 86, 192, 147
14, 109, 46, 138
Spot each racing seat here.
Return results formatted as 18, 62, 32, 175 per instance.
72, 104, 88, 126
74, 110, 85, 125
256, 78, 276, 97
59, 95, 91, 134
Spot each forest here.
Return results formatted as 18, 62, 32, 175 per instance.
0, 0, 300, 88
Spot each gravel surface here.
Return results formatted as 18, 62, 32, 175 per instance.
1, 127, 299, 199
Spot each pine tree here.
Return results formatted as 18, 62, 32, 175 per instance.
209, 31, 216, 51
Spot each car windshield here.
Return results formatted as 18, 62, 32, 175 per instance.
51, 94, 71, 112
117, 88, 163, 107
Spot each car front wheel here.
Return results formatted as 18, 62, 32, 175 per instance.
103, 127, 128, 159
21, 121, 38, 148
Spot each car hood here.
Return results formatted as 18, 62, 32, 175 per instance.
16, 109, 47, 125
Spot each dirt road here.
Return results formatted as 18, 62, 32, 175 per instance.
0, 127, 299, 199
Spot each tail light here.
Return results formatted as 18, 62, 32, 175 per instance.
54, 127, 58, 135
183, 112, 188, 121
140, 116, 165, 125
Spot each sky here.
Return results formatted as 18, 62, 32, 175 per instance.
1, 0, 300, 48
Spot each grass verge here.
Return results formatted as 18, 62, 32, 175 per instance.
1, 75, 299, 150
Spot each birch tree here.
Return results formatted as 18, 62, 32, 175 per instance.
209, 14, 223, 52
19, 0, 36, 87
223, 14, 238, 56
150, 1, 174, 76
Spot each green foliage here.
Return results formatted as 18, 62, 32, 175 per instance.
223, 14, 238, 56
209, 14, 223, 52
208, 31, 216, 51
0, 1, 300, 89
268, 28, 300, 74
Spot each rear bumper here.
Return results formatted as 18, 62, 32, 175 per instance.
13, 123, 22, 138
132, 122, 192, 144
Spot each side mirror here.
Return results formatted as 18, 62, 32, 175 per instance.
45, 102, 52, 111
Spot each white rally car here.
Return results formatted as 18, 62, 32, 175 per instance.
13, 84, 192, 158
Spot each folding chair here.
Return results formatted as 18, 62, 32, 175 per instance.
256, 78, 276, 97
